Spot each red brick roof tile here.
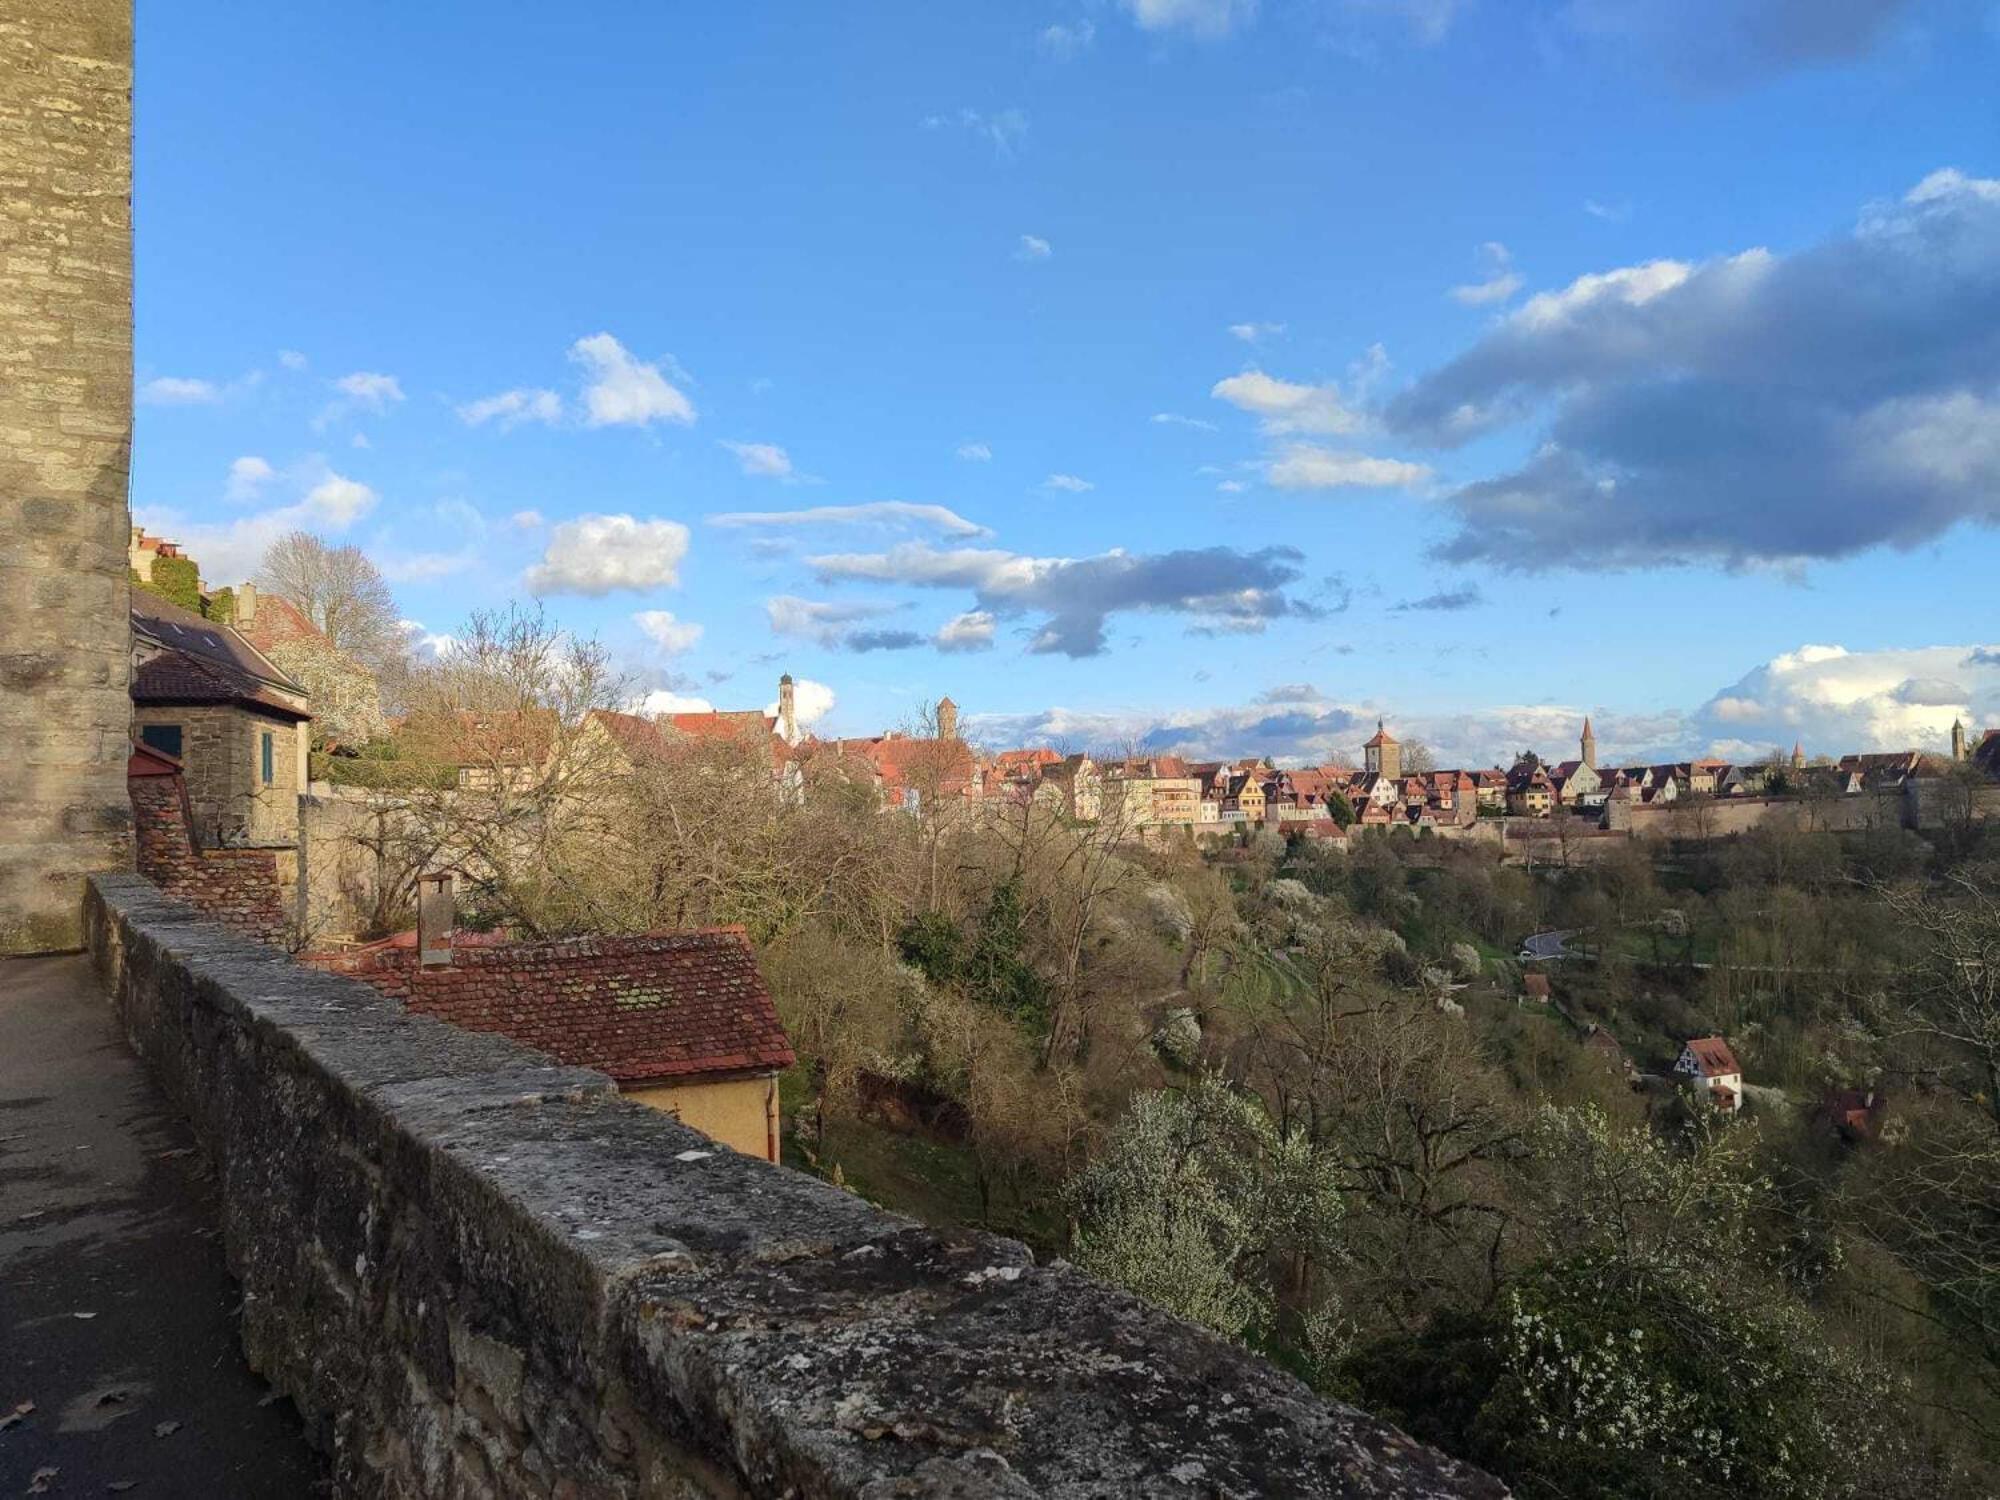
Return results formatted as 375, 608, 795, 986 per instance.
305, 928, 794, 1086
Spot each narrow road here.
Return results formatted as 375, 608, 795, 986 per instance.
1519, 929, 1575, 961
0, 956, 324, 1497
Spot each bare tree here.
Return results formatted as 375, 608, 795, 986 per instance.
257, 531, 407, 678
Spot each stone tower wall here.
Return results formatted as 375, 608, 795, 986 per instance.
0, 0, 135, 952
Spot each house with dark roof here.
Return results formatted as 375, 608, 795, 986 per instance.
304, 924, 796, 1162
131, 595, 312, 848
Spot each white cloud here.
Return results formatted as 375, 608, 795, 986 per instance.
1583, 198, 1632, 223
936, 610, 997, 653
925, 108, 1029, 159
278, 350, 309, 372
569, 333, 696, 428
634, 609, 704, 655
721, 440, 795, 479
1450, 241, 1524, 306
303, 474, 378, 526
334, 372, 404, 408
139, 376, 221, 406
226, 455, 275, 502
1152, 412, 1218, 431
765, 594, 898, 646
1123, 0, 1258, 37
525, 514, 691, 595
507, 509, 545, 530
956, 442, 993, 462
398, 620, 457, 660
1266, 444, 1431, 490
1689, 642, 2000, 759
458, 387, 562, 428
1043, 473, 1094, 492
1016, 234, 1053, 261
1228, 321, 1285, 343
635, 689, 716, 716
1039, 19, 1096, 57
708, 501, 991, 537
133, 464, 379, 585
1212, 369, 1367, 436
766, 677, 836, 730
1217, 479, 1248, 493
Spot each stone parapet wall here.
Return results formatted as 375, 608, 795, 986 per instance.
0, 0, 135, 952
85, 873, 1502, 1499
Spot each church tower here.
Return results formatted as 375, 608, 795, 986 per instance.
777, 673, 796, 744
1363, 720, 1401, 780
1953, 719, 1967, 762
1791, 740, 1806, 770
1580, 716, 1597, 771
937, 695, 959, 742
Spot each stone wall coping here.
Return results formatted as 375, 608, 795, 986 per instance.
85, 872, 1503, 1498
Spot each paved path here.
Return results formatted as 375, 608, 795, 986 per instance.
0, 956, 324, 1498
1519, 929, 1575, 960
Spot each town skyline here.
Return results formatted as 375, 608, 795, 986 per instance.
128, 5, 2000, 767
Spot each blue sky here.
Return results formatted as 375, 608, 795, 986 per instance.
133, 1, 2000, 768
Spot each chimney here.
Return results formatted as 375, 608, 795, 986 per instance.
236, 581, 257, 626
418, 873, 455, 968
778, 673, 796, 744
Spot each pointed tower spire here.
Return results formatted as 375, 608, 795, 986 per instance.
1580, 715, 1597, 771
1791, 739, 1805, 770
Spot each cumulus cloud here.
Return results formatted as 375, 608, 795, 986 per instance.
956, 442, 993, 462
808, 541, 1315, 658
134, 463, 380, 584
766, 677, 835, 730
1387, 170, 2000, 571
635, 689, 716, 715
1564, 0, 1921, 86
936, 610, 997, 653
1687, 642, 2000, 759
1212, 369, 1368, 436
335, 372, 403, 408
709, 502, 991, 538
721, 440, 796, 480
765, 594, 899, 647
226, 455, 275, 502
634, 609, 703, 655
398, 620, 457, 660
507, 509, 545, 530
570, 333, 696, 428
1450, 241, 1524, 306
1123, 0, 1258, 38
1038, 19, 1096, 58
140, 376, 221, 406
1043, 473, 1094, 493
458, 388, 562, 428
1265, 444, 1431, 490
1016, 234, 1053, 261
525, 514, 691, 595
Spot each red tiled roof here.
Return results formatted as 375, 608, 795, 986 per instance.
132, 648, 312, 721
1685, 1035, 1740, 1078
306, 928, 795, 1085
132, 595, 302, 695
234, 593, 330, 656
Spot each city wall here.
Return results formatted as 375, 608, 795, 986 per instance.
0, 0, 135, 951
86, 872, 1502, 1499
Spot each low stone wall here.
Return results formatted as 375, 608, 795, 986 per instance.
84, 873, 1501, 1499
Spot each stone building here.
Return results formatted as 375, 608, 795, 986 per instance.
0, 0, 135, 952
1363, 720, 1402, 780
131, 596, 311, 847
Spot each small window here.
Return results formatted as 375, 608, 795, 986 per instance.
139, 723, 182, 759
260, 730, 275, 786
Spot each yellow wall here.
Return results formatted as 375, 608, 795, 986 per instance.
625, 1074, 780, 1163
